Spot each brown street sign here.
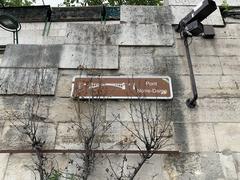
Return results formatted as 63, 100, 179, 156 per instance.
71, 76, 173, 99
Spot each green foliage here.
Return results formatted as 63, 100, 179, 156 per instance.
0, 0, 34, 7
222, 0, 230, 13
48, 170, 62, 180
63, 0, 79, 6
63, 0, 163, 6
108, 0, 163, 6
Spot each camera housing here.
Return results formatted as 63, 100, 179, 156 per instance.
176, 0, 217, 35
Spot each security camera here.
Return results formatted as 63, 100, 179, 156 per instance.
176, 0, 217, 36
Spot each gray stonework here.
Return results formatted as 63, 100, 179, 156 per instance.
0, 5, 240, 180
1, 45, 62, 68
0, 68, 58, 95
65, 23, 174, 46
59, 44, 119, 69
120, 5, 173, 24
166, 0, 240, 6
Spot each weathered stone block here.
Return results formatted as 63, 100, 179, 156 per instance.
55, 123, 82, 149
4, 154, 38, 180
172, 98, 240, 123
65, 23, 174, 46
119, 23, 174, 46
171, 6, 224, 26
215, 24, 240, 39
65, 23, 120, 45
120, 5, 173, 24
94, 154, 170, 180
0, 68, 58, 95
0, 154, 9, 180
164, 153, 225, 179
173, 123, 218, 152
219, 153, 238, 180
214, 123, 240, 152
177, 56, 223, 75
48, 98, 78, 123
192, 39, 240, 56
118, 47, 177, 75
0, 121, 56, 149
0, 96, 52, 121
106, 100, 172, 122
48, 98, 106, 123
173, 75, 239, 98
219, 56, 240, 75
42, 36, 65, 44
1, 45, 61, 68
59, 45, 119, 69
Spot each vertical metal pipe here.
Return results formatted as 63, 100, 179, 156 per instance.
15, 30, 18, 44
184, 36, 198, 108
13, 32, 15, 44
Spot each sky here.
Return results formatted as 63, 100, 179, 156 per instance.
34, 0, 64, 7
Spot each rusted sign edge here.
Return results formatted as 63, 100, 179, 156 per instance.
71, 76, 173, 100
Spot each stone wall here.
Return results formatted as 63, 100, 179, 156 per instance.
0, 3, 240, 180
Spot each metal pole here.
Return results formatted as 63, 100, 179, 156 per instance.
184, 36, 198, 108
15, 30, 18, 44
0, 149, 180, 154
13, 32, 15, 44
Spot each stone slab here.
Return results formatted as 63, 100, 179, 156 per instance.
164, 153, 225, 179
119, 47, 177, 75
119, 23, 174, 46
0, 96, 52, 120
120, 5, 173, 24
177, 56, 223, 75
65, 23, 174, 46
65, 23, 120, 45
172, 98, 240, 123
0, 68, 58, 95
106, 100, 172, 122
173, 123, 218, 152
177, 38, 240, 56
0, 121, 56, 149
55, 123, 82, 149
48, 98, 78, 123
219, 56, 240, 75
166, 0, 240, 6
1, 45, 61, 68
59, 45, 119, 69
219, 153, 238, 180
225, 17, 240, 24
215, 24, 240, 39
0, 154, 9, 180
171, 6, 224, 26
4, 154, 38, 180
48, 98, 106, 123
173, 75, 239, 98
214, 123, 240, 152
94, 154, 170, 180
193, 39, 240, 56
